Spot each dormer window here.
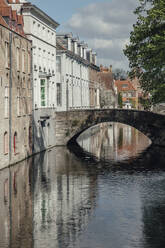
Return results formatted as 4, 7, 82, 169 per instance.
122, 84, 128, 88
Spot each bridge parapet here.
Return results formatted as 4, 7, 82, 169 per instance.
55, 109, 165, 146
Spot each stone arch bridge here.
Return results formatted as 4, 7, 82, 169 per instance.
55, 109, 165, 146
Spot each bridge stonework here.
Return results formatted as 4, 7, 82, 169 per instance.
55, 109, 165, 146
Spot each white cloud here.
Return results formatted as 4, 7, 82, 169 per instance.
64, 0, 139, 70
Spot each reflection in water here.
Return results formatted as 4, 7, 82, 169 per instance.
77, 122, 151, 162
32, 148, 97, 248
0, 124, 165, 247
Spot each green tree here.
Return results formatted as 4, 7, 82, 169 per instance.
118, 92, 123, 108
124, 0, 165, 105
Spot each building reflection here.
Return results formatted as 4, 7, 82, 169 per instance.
10, 159, 33, 248
0, 148, 98, 248
0, 168, 10, 248
0, 158, 33, 248
32, 147, 97, 248
77, 122, 151, 162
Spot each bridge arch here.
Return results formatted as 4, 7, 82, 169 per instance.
55, 109, 165, 146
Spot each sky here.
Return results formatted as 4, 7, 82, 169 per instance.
30, 0, 139, 70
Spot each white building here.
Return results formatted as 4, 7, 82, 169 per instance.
9, 0, 59, 152
56, 33, 100, 111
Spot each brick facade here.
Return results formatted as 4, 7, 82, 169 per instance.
0, 24, 32, 169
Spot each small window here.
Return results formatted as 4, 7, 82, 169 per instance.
16, 47, 20, 71
5, 42, 10, 68
13, 132, 18, 154
57, 83, 62, 106
122, 84, 128, 88
22, 49, 26, 73
56, 56, 61, 73
4, 132, 8, 154
4, 87, 9, 118
40, 79, 46, 107
17, 88, 21, 116
24, 127, 27, 147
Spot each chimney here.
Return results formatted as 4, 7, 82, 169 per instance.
87, 49, 93, 63
65, 33, 72, 51
92, 52, 97, 65
73, 38, 78, 54
83, 44, 88, 60
78, 42, 83, 57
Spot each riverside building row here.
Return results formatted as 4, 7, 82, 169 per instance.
0, 0, 102, 169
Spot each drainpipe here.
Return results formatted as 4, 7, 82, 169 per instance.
9, 32, 12, 248
31, 45, 35, 154
66, 79, 69, 111
72, 60, 74, 108
9, 32, 12, 163
80, 65, 82, 107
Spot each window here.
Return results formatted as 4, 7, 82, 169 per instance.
29, 126, 32, 151
5, 42, 10, 68
24, 127, 27, 147
57, 83, 62, 106
27, 51, 31, 74
4, 86, 9, 118
22, 49, 26, 72
13, 132, 18, 154
16, 47, 20, 71
122, 84, 128, 88
56, 56, 61, 73
4, 132, 8, 154
17, 88, 21, 116
40, 79, 46, 107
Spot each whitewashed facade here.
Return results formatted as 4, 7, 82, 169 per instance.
56, 34, 100, 111
9, 0, 59, 152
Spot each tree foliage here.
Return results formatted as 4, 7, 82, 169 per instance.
124, 0, 165, 105
118, 92, 123, 108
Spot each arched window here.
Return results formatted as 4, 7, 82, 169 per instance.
29, 126, 32, 152
24, 127, 27, 147
13, 132, 18, 154
4, 132, 8, 154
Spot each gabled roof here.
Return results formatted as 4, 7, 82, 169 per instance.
0, 14, 8, 27
115, 80, 136, 92
0, 0, 25, 36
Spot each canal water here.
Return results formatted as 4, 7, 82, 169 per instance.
1, 122, 165, 248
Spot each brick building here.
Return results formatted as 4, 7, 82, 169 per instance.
115, 80, 138, 109
98, 65, 117, 108
0, 0, 32, 169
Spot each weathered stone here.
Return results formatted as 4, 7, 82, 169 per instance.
55, 109, 165, 147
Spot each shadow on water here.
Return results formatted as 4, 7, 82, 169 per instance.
67, 141, 165, 172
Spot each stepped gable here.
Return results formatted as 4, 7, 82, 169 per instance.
0, 0, 25, 36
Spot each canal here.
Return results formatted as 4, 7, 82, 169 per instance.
1, 122, 165, 248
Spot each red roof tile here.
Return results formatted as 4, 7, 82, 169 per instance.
0, 14, 8, 27
115, 80, 136, 92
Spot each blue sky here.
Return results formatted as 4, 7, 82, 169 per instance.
30, 0, 111, 24
30, 0, 139, 70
